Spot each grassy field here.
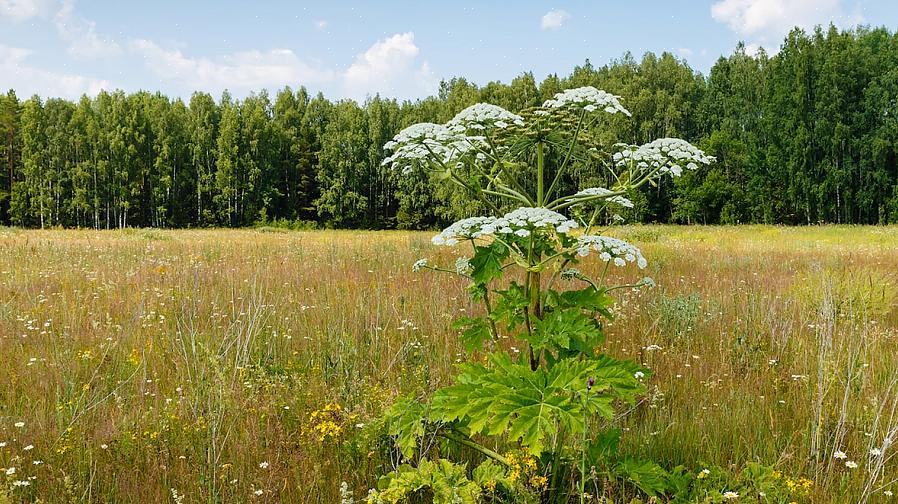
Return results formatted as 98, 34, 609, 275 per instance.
1, 226, 897, 503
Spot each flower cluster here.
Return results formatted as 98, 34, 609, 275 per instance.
483, 207, 579, 236
306, 402, 344, 442
447, 103, 524, 131
455, 257, 472, 275
613, 138, 714, 177
431, 216, 499, 245
542, 86, 631, 116
505, 449, 538, 483
432, 208, 579, 246
572, 187, 635, 208
576, 235, 648, 268
432, 208, 581, 246
381, 123, 474, 174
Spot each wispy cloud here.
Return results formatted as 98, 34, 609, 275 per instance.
0, 0, 57, 20
541, 9, 571, 30
0, 43, 110, 97
711, 0, 864, 50
54, 0, 120, 59
130, 31, 437, 100
129, 39, 336, 95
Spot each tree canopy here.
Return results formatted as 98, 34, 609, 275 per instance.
2, 25, 897, 229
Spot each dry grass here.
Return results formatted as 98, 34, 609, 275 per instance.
0, 225, 896, 503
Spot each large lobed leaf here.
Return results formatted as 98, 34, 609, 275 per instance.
431, 352, 645, 454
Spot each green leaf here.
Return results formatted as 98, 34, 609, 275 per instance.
372, 459, 481, 504
383, 396, 427, 459
469, 241, 508, 285
432, 352, 635, 454
472, 459, 514, 492
530, 308, 606, 355
491, 281, 528, 330
587, 428, 622, 467
453, 316, 492, 352
615, 459, 671, 497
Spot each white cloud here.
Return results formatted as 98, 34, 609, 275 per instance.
0, 43, 110, 97
676, 47, 694, 58
1, 0, 120, 59
743, 43, 762, 56
54, 0, 120, 59
541, 9, 571, 30
0, 0, 56, 20
711, 0, 863, 46
129, 39, 336, 95
342, 32, 436, 101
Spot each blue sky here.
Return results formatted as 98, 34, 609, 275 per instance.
1, 0, 895, 101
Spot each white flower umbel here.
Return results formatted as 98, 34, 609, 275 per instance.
542, 86, 631, 116
447, 103, 524, 132
613, 138, 714, 177
432, 216, 498, 246
577, 235, 648, 269
572, 187, 634, 208
432, 208, 578, 246
382, 122, 474, 174
455, 257, 473, 275
412, 258, 428, 272
484, 207, 579, 236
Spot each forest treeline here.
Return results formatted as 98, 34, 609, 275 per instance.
1, 25, 898, 229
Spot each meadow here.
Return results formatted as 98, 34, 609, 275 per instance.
1, 225, 897, 503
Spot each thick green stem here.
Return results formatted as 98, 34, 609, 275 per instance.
439, 431, 508, 466
523, 236, 542, 370
481, 289, 500, 348
537, 141, 545, 206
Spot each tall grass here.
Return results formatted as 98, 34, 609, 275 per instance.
0, 225, 896, 502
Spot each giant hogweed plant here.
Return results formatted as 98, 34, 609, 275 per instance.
367, 87, 714, 503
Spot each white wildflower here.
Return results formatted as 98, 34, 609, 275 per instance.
23, 444, 33, 451
485, 207, 579, 236
884, 490, 893, 497
432, 216, 497, 246
571, 187, 634, 208
455, 257, 472, 275
340, 481, 355, 504
846, 460, 858, 469
634, 371, 645, 380
723, 491, 739, 499
576, 235, 647, 269
613, 138, 714, 177
5, 467, 15, 475
412, 258, 428, 272
259, 461, 269, 469
542, 86, 631, 116
447, 103, 524, 132
254, 489, 264, 496
641, 276, 656, 287
433, 208, 578, 245
14, 422, 24, 428
12, 480, 29, 487
382, 122, 474, 174
871, 447, 883, 456
834, 450, 847, 460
